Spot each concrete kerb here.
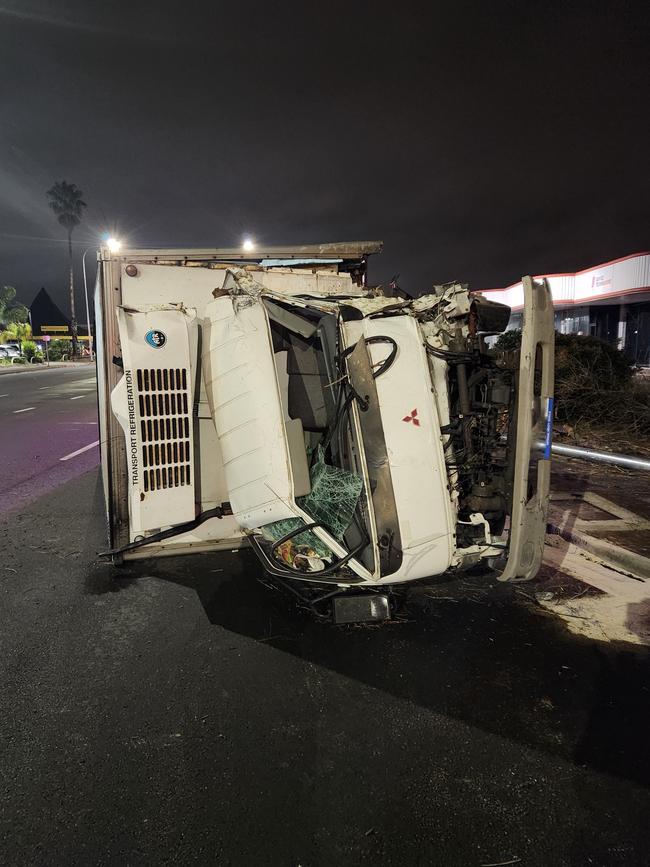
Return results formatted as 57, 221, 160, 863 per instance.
546, 519, 650, 582
546, 488, 650, 582
0, 361, 95, 376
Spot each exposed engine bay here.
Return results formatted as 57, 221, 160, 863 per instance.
418, 285, 516, 547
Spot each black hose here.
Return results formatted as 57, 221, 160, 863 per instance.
322, 388, 356, 452
340, 335, 398, 379
364, 335, 398, 379
425, 344, 474, 363
323, 335, 397, 451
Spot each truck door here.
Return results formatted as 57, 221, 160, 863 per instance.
499, 276, 555, 581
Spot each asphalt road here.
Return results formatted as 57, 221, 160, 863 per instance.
0, 365, 99, 517
1, 367, 650, 865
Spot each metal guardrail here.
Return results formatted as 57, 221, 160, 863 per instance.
550, 442, 650, 472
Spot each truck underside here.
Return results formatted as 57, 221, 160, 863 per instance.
96, 242, 554, 619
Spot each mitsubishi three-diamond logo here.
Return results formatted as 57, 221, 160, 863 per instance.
402, 408, 420, 426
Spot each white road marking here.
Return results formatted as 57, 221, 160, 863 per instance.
39, 386, 51, 390
13, 407, 35, 414
0, 394, 8, 398
59, 440, 100, 461
70, 395, 85, 400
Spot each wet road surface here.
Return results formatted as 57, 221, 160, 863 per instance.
1, 462, 649, 865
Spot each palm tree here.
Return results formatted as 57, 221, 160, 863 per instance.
46, 181, 86, 355
0, 285, 28, 327
0, 321, 33, 357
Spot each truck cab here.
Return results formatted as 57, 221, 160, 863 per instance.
96, 242, 553, 618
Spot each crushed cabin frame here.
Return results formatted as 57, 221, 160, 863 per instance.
95, 244, 554, 587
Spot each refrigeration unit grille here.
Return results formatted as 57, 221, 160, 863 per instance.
136, 367, 191, 492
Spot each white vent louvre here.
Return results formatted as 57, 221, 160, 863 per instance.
114, 306, 197, 536
136, 367, 191, 492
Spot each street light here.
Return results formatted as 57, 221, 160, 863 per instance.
81, 236, 121, 360
242, 237, 255, 252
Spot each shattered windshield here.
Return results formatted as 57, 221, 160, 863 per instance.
258, 301, 374, 576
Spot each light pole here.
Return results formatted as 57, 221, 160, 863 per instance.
81, 248, 95, 359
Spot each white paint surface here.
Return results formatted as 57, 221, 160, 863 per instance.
60, 440, 100, 461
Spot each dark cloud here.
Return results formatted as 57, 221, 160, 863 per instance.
0, 0, 648, 311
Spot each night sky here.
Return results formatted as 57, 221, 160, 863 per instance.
1, 0, 648, 313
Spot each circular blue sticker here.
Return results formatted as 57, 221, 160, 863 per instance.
145, 329, 166, 348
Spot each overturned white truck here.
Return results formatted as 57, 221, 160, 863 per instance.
96, 242, 554, 621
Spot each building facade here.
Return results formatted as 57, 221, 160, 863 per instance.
480, 252, 650, 364
29, 287, 90, 344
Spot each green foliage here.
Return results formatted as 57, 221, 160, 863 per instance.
497, 330, 633, 386
495, 329, 647, 430
46, 181, 87, 233
21, 340, 38, 361
494, 329, 522, 351
555, 331, 633, 390
45, 339, 72, 361
0, 285, 29, 326
552, 333, 643, 428
0, 321, 32, 344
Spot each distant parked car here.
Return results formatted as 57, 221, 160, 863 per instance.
0, 346, 9, 358
0, 343, 20, 357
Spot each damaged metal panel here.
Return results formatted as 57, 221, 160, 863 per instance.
498, 277, 555, 581
101, 240, 383, 263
